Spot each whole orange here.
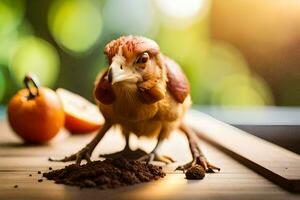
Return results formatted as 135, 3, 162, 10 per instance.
7, 75, 65, 143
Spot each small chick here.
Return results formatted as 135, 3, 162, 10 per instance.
51, 36, 219, 172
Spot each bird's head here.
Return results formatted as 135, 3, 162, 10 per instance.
95, 36, 189, 105
104, 36, 165, 88
100, 36, 167, 104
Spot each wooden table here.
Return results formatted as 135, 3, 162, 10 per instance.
0, 110, 299, 200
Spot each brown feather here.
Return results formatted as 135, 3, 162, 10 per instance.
164, 56, 190, 103
94, 69, 115, 105
138, 85, 165, 104
104, 36, 159, 65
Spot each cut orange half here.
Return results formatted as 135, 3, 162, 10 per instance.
56, 88, 104, 134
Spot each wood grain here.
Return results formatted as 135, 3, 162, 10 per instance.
186, 110, 300, 192
1, 112, 300, 199
1, 139, 299, 200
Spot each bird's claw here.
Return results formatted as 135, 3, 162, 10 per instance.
138, 153, 175, 164
49, 146, 92, 165
176, 156, 220, 173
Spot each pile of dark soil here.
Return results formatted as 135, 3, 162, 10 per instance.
43, 158, 165, 189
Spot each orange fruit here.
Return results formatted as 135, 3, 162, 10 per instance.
7, 75, 65, 143
56, 88, 104, 134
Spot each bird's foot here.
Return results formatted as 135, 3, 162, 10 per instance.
138, 152, 175, 164
176, 155, 220, 173
49, 146, 93, 165
100, 148, 147, 160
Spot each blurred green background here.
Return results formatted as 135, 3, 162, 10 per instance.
0, 0, 299, 106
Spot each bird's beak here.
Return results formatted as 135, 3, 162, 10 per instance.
108, 61, 138, 84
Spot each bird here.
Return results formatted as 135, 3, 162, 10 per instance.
51, 35, 219, 172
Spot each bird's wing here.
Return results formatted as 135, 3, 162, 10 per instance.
164, 56, 190, 103
94, 68, 115, 105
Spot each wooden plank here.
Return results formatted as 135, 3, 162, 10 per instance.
1, 141, 299, 200
185, 110, 300, 192
1, 111, 300, 199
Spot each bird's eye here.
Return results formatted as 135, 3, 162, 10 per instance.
136, 52, 149, 64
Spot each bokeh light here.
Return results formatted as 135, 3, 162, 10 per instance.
0, 0, 28, 66
156, 0, 205, 18
0, 21, 33, 66
48, 0, 102, 53
103, 0, 157, 37
198, 42, 273, 105
155, 0, 210, 29
0, 0, 24, 38
212, 74, 273, 106
0, 29, 18, 65
0, 0, 296, 106
0, 69, 5, 102
10, 37, 59, 87
201, 42, 249, 90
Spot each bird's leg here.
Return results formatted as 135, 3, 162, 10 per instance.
176, 123, 220, 172
138, 131, 175, 164
49, 123, 111, 165
100, 133, 147, 159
